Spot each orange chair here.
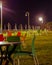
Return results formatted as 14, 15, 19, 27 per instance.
21, 33, 27, 41
17, 31, 21, 37
7, 31, 12, 36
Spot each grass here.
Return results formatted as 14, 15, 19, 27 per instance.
2, 30, 52, 65
35, 42, 52, 65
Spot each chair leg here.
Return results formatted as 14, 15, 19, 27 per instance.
13, 59, 16, 65
35, 56, 39, 65
9, 57, 13, 65
33, 56, 39, 65
33, 56, 37, 65
5, 59, 9, 65
18, 57, 20, 65
0, 59, 2, 65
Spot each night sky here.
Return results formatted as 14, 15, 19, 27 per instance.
1, 0, 52, 27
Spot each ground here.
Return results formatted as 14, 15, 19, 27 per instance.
1, 30, 52, 65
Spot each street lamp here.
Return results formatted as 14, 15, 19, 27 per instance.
38, 17, 43, 23
38, 17, 44, 30
0, 1, 2, 32
25, 11, 30, 29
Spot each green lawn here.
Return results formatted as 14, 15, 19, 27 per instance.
2, 30, 52, 65
10, 30, 52, 65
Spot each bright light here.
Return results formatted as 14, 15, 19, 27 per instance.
38, 17, 43, 23
0, 1, 2, 8
39, 17, 43, 21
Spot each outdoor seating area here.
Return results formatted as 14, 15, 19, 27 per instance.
0, 1, 52, 65
0, 31, 39, 65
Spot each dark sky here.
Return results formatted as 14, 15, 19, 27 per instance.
1, 0, 52, 26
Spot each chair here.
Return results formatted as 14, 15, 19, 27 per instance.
13, 35, 39, 65
7, 31, 12, 36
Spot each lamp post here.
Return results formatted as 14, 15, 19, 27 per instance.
38, 17, 43, 29
0, 1, 2, 32
25, 11, 30, 29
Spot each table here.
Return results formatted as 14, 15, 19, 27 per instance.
0, 41, 21, 65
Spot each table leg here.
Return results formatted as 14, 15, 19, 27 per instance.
0, 59, 2, 65
5, 45, 17, 65
0, 46, 3, 65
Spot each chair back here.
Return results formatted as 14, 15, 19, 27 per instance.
7, 36, 20, 42
31, 35, 36, 56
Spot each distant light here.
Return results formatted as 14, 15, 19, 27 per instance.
38, 17, 43, 23
39, 17, 43, 21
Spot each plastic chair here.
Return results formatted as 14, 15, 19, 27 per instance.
13, 35, 39, 65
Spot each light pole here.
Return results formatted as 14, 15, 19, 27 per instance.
38, 17, 43, 29
0, 1, 2, 32
25, 11, 30, 29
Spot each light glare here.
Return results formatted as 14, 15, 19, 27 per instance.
39, 17, 43, 21
0, 1, 2, 8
